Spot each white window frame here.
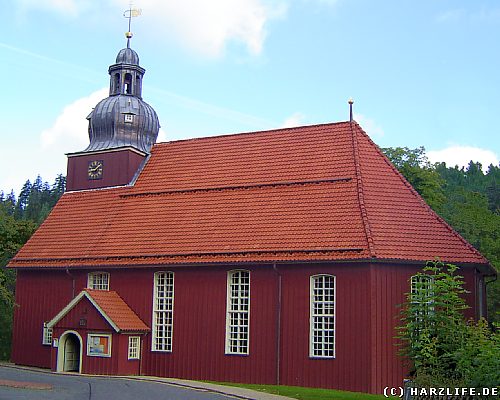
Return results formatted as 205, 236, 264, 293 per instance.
87, 333, 112, 357
410, 274, 434, 325
42, 322, 53, 345
128, 336, 141, 360
87, 272, 110, 291
152, 271, 174, 352
225, 270, 250, 355
309, 274, 336, 358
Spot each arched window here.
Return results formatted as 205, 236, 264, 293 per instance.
310, 274, 335, 358
114, 73, 120, 94
124, 73, 132, 94
225, 270, 250, 355
152, 271, 174, 352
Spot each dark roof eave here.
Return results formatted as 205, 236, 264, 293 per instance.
8, 256, 495, 275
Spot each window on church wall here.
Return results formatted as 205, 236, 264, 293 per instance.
152, 271, 174, 352
225, 270, 250, 355
410, 274, 434, 330
128, 336, 140, 360
87, 272, 109, 291
310, 274, 335, 358
42, 322, 53, 345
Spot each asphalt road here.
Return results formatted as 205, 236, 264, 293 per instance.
0, 366, 235, 400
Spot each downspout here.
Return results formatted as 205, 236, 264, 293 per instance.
485, 273, 498, 323
65, 267, 75, 298
272, 263, 282, 385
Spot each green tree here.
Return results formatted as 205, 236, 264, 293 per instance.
397, 261, 500, 388
0, 174, 65, 360
385, 147, 499, 323
0, 204, 37, 360
382, 146, 445, 210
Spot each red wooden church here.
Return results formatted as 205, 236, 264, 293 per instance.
8, 36, 495, 394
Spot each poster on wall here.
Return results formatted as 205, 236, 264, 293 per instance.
88, 334, 111, 356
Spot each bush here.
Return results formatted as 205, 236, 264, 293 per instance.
397, 261, 500, 388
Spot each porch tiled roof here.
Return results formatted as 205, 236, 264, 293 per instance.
47, 289, 149, 332
84, 289, 149, 332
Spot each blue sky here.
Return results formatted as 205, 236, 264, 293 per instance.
1, 0, 499, 195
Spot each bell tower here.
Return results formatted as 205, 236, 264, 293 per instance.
66, 27, 160, 192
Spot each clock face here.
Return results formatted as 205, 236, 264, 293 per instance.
88, 160, 103, 180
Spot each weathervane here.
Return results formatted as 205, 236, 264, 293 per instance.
123, 4, 142, 48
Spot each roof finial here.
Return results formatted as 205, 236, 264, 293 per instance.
348, 98, 354, 123
123, 5, 142, 48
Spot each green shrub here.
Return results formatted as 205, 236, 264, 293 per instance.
397, 261, 500, 388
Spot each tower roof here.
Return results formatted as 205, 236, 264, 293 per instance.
9, 122, 493, 272
83, 41, 159, 154
115, 47, 140, 65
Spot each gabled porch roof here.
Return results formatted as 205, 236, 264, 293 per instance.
47, 289, 149, 333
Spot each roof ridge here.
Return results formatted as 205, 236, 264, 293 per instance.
154, 121, 351, 147
353, 121, 489, 265
350, 122, 377, 258
125, 177, 352, 198
13, 247, 365, 264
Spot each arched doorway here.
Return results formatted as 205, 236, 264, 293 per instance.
57, 331, 82, 373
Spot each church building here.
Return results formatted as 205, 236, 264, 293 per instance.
8, 33, 495, 394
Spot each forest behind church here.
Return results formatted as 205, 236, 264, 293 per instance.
0, 150, 499, 360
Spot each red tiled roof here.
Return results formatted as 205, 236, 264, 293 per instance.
9, 122, 490, 268
84, 289, 149, 332
48, 289, 149, 332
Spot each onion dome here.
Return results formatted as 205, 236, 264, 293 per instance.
115, 47, 140, 65
85, 36, 160, 154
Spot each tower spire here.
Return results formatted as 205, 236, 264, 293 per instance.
123, 6, 142, 48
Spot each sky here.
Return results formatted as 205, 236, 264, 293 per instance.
1, 0, 499, 195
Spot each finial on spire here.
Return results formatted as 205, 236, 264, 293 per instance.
348, 98, 354, 123
123, 6, 142, 48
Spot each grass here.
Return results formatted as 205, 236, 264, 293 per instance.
204, 381, 395, 400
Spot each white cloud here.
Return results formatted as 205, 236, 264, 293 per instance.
157, 128, 167, 143
280, 112, 305, 128
428, 146, 499, 171
134, 0, 287, 57
353, 113, 385, 138
16, 1, 287, 58
0, 88, 170, 195
40, 88, 108, 152
0, 89, 106, 195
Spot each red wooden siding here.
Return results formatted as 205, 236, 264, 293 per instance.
12, 270, 75, 368
11, 263, 484, 393
368, 263, 480, 393
280, 264, 371, 392
66, 149, 145, 191
143, 266, 278, 383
